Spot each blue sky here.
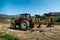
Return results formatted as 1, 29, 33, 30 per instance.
0, 0, 60, 15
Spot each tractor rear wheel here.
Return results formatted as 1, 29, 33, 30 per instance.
19, 20, 29, 31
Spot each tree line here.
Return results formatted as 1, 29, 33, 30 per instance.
0, 12, 60, 22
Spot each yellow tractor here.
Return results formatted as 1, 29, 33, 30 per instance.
32, 14, 41, 28
44, 13, 54, 27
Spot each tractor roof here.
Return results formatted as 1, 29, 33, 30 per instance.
20, 13, 30, 15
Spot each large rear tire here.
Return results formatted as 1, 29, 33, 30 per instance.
19, 20, 29, 31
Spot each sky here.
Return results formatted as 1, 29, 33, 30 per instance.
0, 0, 60, 15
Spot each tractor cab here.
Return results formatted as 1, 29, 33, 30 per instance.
20, 13, 31, 20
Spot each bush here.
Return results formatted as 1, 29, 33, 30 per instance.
0, 32, 20, 40
55, 18, 60, 22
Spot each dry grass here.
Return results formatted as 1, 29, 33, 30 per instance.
0, 23, 60, 40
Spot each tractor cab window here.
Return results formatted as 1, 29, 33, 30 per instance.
20, 14, 31, 19
25, 15, 30, 18
20, 15, 25, 19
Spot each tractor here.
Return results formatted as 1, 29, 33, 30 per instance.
11, 13, 41, 30
44, 13, 54, 27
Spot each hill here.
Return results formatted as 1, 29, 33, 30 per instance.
0, 14, 16, 19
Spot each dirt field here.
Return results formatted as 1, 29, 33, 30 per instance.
0, 23, 60, 40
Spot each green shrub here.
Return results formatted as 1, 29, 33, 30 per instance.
55, 18, 60, 22
0, 32, 20, 40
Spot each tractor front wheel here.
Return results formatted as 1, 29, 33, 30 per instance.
11, 21, 16, 29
